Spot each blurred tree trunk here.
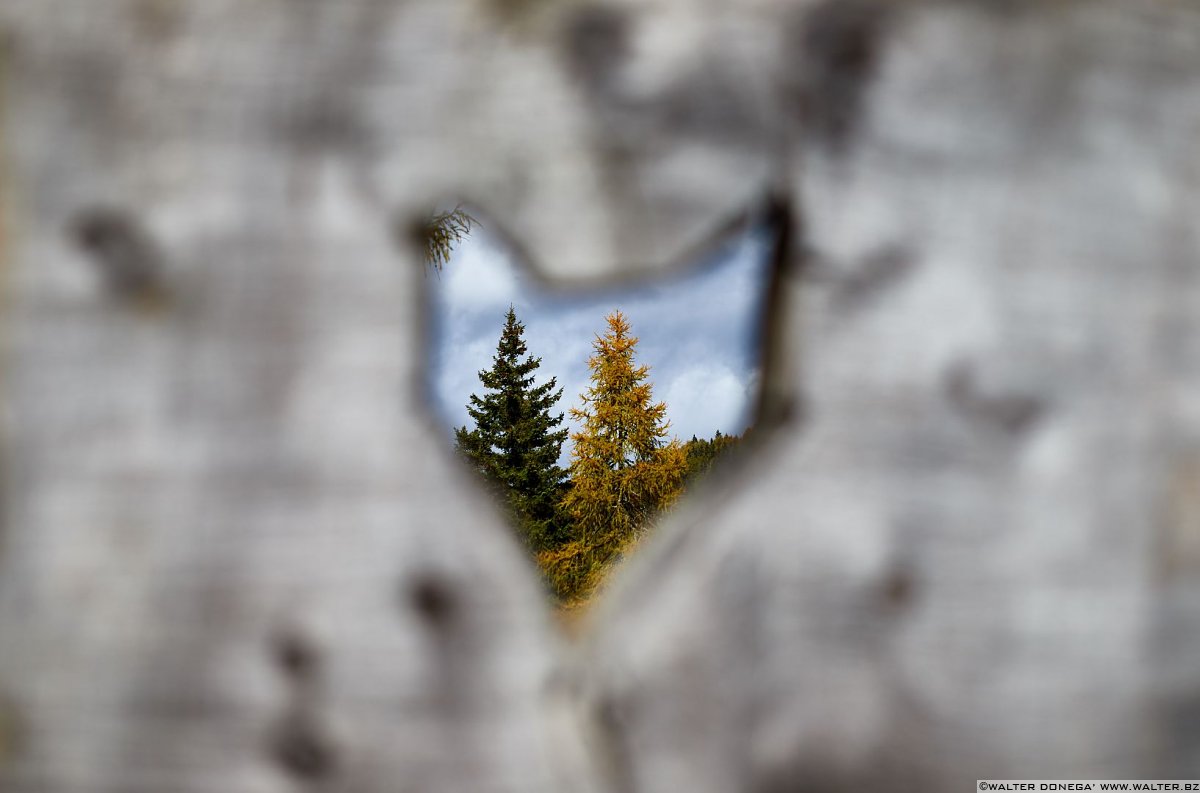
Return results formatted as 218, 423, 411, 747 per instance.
1, 1, 1198, 792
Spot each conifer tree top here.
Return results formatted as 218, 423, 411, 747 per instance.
454, 306, 568, 550
557, 309, 688, 586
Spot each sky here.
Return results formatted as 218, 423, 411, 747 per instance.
425, 217, 775, 464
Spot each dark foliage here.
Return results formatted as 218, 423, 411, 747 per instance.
682, 430, 743, 486
455, 307, 570, 549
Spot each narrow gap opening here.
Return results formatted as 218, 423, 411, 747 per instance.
421, 203, 780, 623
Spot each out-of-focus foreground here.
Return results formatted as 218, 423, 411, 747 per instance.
0, 1, 1198, 792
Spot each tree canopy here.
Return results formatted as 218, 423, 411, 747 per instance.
452, 309, 747, 605
455, 306, 569, 549
541, 311, 687, 600
682, 430, 742, 486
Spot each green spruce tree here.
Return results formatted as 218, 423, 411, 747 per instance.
455, 307, 569, 549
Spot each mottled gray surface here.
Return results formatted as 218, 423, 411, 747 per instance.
0, 1, 1197, 792
586, 2, 1200, 789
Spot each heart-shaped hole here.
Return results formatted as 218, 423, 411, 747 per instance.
422, 202, 782, 625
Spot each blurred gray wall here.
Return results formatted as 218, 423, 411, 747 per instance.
0, 1, 1198, 791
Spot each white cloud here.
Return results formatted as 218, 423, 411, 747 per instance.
440, 233, 519, 316
426, 220, 773, 462
661, 363, 754, 441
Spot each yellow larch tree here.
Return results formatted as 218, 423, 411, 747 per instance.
540, 311, 687, 603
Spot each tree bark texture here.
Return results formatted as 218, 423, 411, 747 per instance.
0, 1, 1197, 792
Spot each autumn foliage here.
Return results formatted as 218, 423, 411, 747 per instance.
536, 312, 686, 601
458, 308, 738, 606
